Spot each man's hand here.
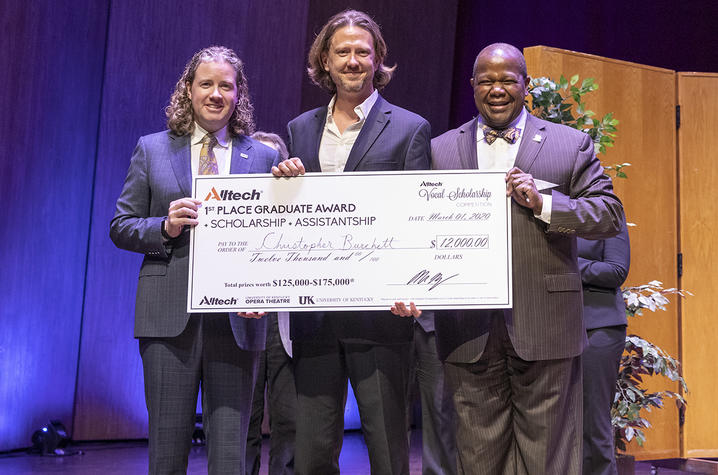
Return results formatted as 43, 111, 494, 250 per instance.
165, 198, 202, 238
237, 312, 266, 319
391, 301, 422, 318
505, 167, 543, 215
272, 157, 305, 177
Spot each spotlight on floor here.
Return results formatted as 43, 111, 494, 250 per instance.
31, 420, 73, 456
192, 413, 205, 446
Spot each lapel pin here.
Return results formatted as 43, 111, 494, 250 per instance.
240, 152, 249, 159
532, 134, 542, 143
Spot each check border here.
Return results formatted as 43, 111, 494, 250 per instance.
188, 170, 512, 312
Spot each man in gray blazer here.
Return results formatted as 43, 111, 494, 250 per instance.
110, 46, 280, 475
428, 43, 624, 474
281, 10, 430, 475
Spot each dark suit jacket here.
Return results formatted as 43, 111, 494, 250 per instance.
110, 130, 279, 350
578, 220, 630, 330
432, 115, 624, 362
286, 95, 431, 344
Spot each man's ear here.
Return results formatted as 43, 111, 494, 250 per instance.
186, 82, 192, 99
321, 52, 328, 71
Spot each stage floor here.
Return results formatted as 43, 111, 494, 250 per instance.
0, 429, 698, 474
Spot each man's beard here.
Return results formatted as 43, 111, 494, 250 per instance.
336, 72, 368, 93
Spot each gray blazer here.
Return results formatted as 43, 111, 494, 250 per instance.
432, 115, 624, 362
286, 94, 431, 344
110, 130, 279, 350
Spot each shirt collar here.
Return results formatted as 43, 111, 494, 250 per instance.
326, 89, 379, 125
191, 122, 230, 148
476, 107, 528, 141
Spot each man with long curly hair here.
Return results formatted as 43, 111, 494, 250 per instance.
277, 10, 432, 475
111, 46, 281, 475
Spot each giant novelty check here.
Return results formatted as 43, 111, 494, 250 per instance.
187, 170, 512, 312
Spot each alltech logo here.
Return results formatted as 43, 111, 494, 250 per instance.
199, 296, 238, 305
204, 187, 262, 201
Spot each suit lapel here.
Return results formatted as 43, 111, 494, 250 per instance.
343, 95, 389, 172
169, 133, 192, 197
457, 117, 479, 170
305, 109, 327, 173
230, 135, 255, 175
514, 114, 546, 173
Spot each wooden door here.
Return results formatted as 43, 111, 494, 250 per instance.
677, 72, 718, 459
525, 46, 680, 460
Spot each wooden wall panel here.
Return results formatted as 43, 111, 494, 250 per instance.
525, 46, 679, 460
677, 72, 718, 458
0, 0, 109, 451
73, 0, 310, 440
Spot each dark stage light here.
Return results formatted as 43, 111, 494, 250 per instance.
31, 420, 74, 456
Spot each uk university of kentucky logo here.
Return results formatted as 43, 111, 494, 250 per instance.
204, 187, 262, 201
299, 295, 315, 305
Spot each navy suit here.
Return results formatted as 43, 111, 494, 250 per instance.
578, 220, 630, 475
287, 95, 431, 475
578, 223, 630, 330
111, 130, 279, 474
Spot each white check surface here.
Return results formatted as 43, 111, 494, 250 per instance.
188, 170, 512, 312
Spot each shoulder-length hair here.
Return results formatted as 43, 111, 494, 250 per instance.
166, 46, 255, 137
307, 10, 396, 94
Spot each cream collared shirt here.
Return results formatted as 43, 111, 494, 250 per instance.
476, 109, 551, 223
190, 122, 233, 177
318, 90, 379, 172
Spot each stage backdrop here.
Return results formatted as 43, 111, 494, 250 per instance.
72, 0, 313, 441
71, 0, 458, 441
2, 0, 717, 452
0, 0, 109, 452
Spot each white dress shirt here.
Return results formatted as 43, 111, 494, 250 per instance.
277, 93, 380, 357
476, 109, 552, 222
190, 122, 233, 177
318, 90, 379, 172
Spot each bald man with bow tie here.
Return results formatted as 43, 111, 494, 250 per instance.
395, 43, 624, 474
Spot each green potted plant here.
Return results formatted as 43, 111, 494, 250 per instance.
527, 76, 688, 471
614, 281, 688, 451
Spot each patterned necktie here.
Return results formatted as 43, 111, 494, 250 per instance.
480, 124, 521, 145
198, 134, 219, 175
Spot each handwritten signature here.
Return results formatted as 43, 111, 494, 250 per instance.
407, 269, 459, 291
